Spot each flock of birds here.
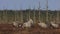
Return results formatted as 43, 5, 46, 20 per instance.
12, 19, 60, 29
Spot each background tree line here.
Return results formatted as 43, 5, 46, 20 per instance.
0, 10, 60, 24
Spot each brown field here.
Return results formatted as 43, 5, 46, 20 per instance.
0, 24, 60, 34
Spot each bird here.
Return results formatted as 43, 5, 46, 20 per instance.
38, 22, 48, 28
50, 21, 59, 28
22, 19, 34, 28
12, 21, 19, 28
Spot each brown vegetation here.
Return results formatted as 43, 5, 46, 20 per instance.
0, 10, 60, 34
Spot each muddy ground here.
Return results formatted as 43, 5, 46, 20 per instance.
0, 24, 60, 34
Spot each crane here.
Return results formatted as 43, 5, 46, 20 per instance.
38, 1, 41, 23
46, 0, 49, 23
33, 5, 36, 24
